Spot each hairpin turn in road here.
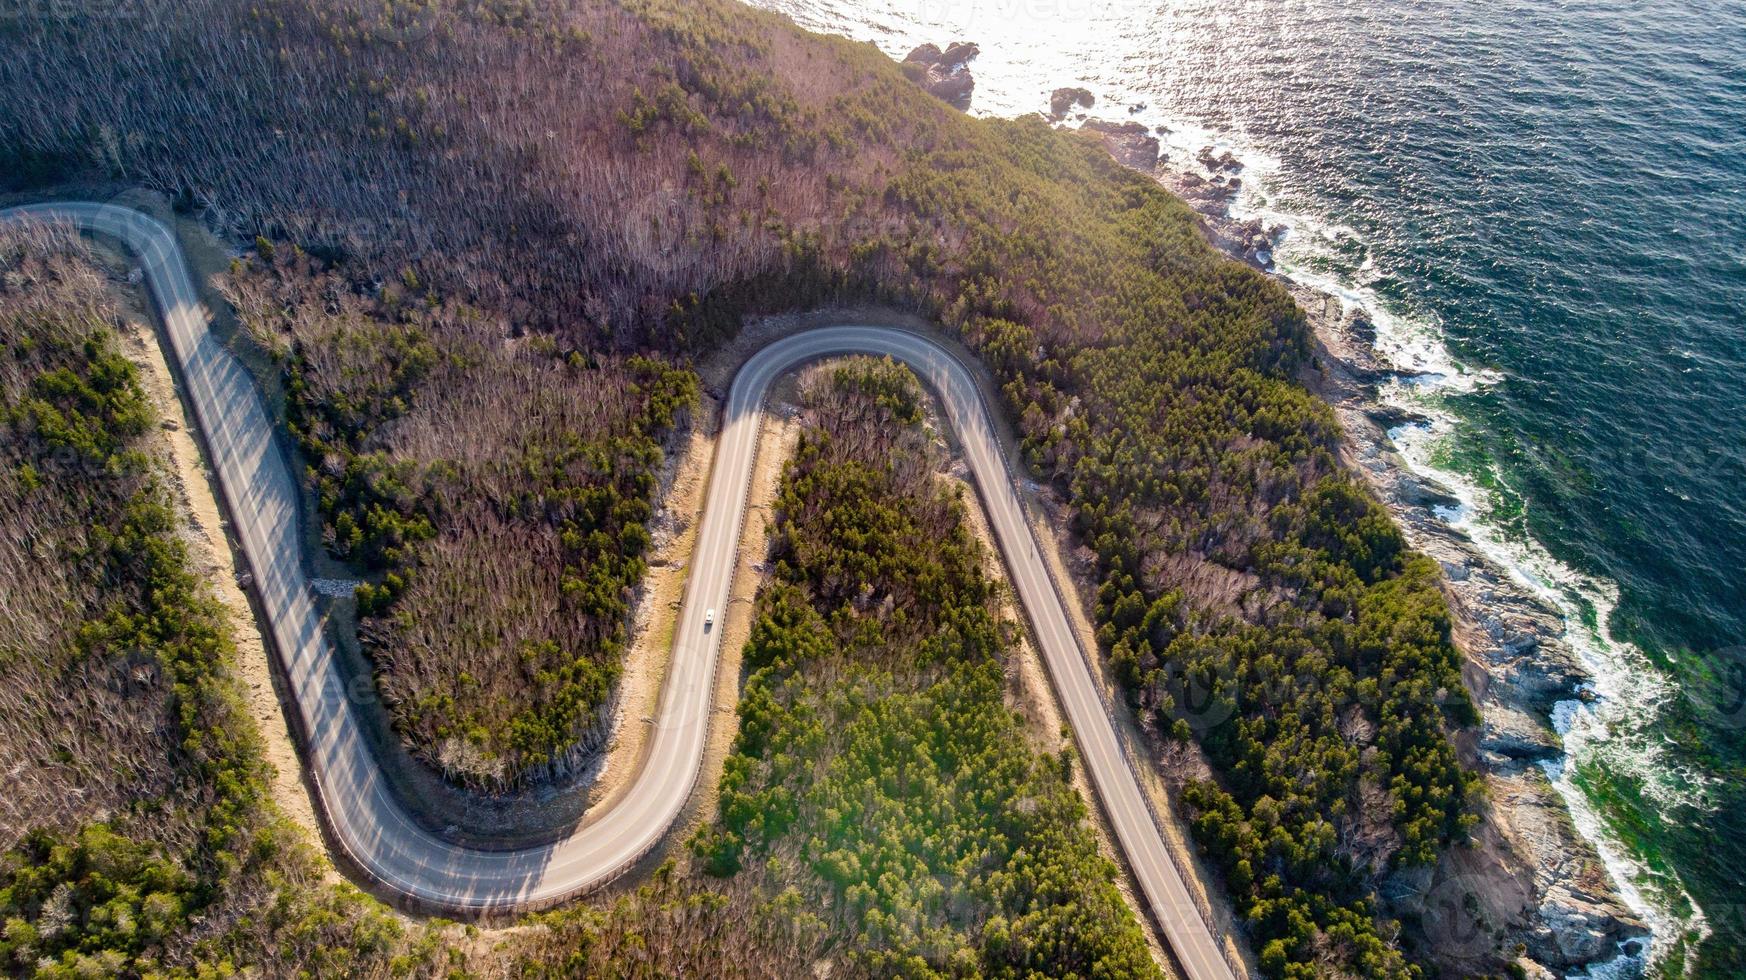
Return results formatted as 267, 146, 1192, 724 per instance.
1, 203, 1236, 980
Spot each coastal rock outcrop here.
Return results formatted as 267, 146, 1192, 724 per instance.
904, 41, 978, 110
1197, 145, 1241, 173
1479, 703, 1563, 761
1048, 86, 1095, 119
1492, 765, 1651, 969
1079, 119, 1159, 171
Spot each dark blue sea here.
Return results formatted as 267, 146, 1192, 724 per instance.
756, 1, 1745, 974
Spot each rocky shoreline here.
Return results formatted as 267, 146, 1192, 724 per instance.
1298, 286, 1649, 976
1086, 115, 1651, 974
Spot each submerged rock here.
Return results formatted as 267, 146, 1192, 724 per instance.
1197, 145, 1242, 172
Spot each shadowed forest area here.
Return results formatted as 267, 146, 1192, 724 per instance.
3, 0, 1488, 975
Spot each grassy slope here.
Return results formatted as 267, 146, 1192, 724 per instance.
2, 0, 1489, 974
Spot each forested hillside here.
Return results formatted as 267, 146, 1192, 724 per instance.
691, 359, 1161, 976
0, 226, 431, 978
0, 223, 871, 979
226, 246, 695, 790
2, 0, 1487, 974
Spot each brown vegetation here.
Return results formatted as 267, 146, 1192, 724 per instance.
0, 225, 177, 845
0, 226, 439, 978
1, 0, 901, 347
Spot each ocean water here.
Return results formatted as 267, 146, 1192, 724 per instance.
750, 0, 1746, 974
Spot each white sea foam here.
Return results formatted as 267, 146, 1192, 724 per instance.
1252, 169, 1712, 968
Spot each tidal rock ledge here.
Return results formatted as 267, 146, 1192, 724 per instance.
1049, 86, 1095, 119
1079, 119, 1160, 171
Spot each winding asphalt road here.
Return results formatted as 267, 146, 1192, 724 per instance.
3, 203, 1235, 980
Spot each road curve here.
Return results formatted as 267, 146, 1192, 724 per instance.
3, 203, 1235, 980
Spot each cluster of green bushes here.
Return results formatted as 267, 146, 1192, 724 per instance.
9, 337, 154, 465
284, 316, 441, 577
692, 361, 1160, 978
0, 242, 427, 977
826, 356, 923, 426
